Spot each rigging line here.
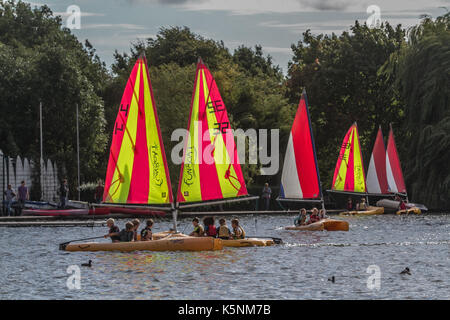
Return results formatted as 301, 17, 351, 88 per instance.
225, 166, 241, 192
107, 177, 122, 200
106, 150, 124, 200
119, 60, 145, 151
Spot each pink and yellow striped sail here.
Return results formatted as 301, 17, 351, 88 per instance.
177, 60, 248, 203
332, 123, 367, 193
103, 57, 173, 204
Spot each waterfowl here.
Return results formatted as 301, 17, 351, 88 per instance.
81, 260, 92, 267
400, 267, 411, 275
328, 276, 335, 283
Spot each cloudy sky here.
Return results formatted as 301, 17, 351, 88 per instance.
26, 0, 449, 72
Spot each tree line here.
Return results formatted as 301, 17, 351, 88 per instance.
0, 1, 448, 209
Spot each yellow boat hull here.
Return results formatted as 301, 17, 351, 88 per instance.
222, 238, 274, 247
340, 206, 384, 216
285, 221, 325, 231
64, 235, 222, 252
154, 231, 274, 247
285, 218, 349, 232
396, 207, 421, 215
322, 219, 349, 231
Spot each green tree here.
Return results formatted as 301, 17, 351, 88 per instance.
287, 22, 406, 190
0, 0, 108, 198
381, 13, 450, 209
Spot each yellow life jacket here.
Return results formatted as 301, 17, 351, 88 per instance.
233, 226, 246, 239
218, 225, 231, 238
193, 225, 204, 236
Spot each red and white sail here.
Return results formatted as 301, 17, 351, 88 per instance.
280, 90, 321, 199
366, 127, 389, 194
386, 125, 406, 194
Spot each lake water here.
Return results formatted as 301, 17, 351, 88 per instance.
0, 213, 448, 300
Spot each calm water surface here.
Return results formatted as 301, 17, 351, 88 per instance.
0, 214, 448, 300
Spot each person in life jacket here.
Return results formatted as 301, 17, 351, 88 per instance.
203, 216, 217, 237
104, 218, 120, 242
294, 208, 307, 226
347, 197, 354, 211
108, 221, 134, 242
131, 219, 141, 241
309, 208, 321, 223
395, 195, 407, 211
189, 217, 204, 237
140, 219, 154, 241
356, 197, 368, 211
217, 218, 231, 239
231, 218, 246, 239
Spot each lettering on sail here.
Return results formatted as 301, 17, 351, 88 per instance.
339, 141, 351, 161
183, 146, 196, 187
114, 122, 124, 135
114, 104, 130, 135
207, 99, 225, 113
214, 122, 229, 135
150, 143, 163, 187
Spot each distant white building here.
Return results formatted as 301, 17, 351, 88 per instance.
1, 149, 59, 203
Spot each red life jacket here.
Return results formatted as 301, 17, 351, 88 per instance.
205, 225, 217, 237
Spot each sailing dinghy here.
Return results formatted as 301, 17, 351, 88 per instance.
375, 125, 426, 214
62, 57, 221, 252
279, 90, 349, 231
328, 123, 384, 216
173, 59, 273, 246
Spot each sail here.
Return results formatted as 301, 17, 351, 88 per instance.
177, 59, 248, 203
280, 90, 321, 199
386, 125, 406, 193
366, 127, 389, 194
103, 57, 173, 204
332, 123, 367, 193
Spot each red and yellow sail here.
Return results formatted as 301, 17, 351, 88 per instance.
103, 57, 173, 204
332, 123, 367, 193
177, 60, 248, 203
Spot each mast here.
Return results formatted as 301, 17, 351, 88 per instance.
76, 103, 81, 201
40, 101, 44, 201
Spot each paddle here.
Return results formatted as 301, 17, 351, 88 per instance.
246, 236, 283, 244
59, 236, 105, 250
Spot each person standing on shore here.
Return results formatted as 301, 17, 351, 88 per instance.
59, 179, 69, 208
4, 184, 16, 216
94, 180, 104, 204
261, 183, 272, 211
17, 180, 29, 216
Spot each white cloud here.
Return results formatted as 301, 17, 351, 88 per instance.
126, 0, 447, 15
262, 46, 293, 54
83, 23, 147, 30
53, 11, 106, 18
